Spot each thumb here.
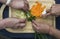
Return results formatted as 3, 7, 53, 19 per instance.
45, 13, 51, 16
41, 13, 51, 18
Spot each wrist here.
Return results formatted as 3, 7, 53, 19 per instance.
0, 20, 6, 29
49, 27, 56, 36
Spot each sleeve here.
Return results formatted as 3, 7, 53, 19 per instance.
55, 0, 60, 30
55, 0, 60, 4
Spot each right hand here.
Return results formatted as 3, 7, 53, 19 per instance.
2, 18, 26, 29
32, 20, 51, 34
43, 4, 60, 17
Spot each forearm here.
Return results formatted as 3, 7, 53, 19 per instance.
0, 0, 7, 4
0, 19, 12, 29
49, 27, 60, 39
0, 19, 6, 29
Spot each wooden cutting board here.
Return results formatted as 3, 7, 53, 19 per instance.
0, 5, 6, 20
0, 0, 56, 33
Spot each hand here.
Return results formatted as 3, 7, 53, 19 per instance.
43, 4, 60, 17
3, 18, 26, 29
9, 0, 29, 11
32, 20, 51, 34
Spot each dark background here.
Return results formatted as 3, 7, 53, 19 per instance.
0, 0, 60, 39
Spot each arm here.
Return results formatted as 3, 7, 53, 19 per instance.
0, 19, 6, 29
49, 27, 60, 39
0, 0, 7, 4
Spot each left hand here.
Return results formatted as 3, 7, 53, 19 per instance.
32, 20, 51, 34
9, 0, 29, 11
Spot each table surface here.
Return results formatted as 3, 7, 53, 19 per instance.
0, 0, 60, 38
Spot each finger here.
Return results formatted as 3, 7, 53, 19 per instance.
13, 24, 20, 29
23, 4, 29, 12
20, 23, 26, 27
32, 23, 38, 29
46, 12, 56, 16
42, 13, 51, 17
41, 14, 47, 18
25, 0, 29, 10
46, 9, 51, 13
23, 0, 29, 11
45, 13, 51, 16
11, 18, 26, 23
26, 4, 29, 11
14, 23, 25, 28
32, 23, 38, 31
22, 5, 27, 12
19, 19, 26, 23
32, 20, 39, 27
24, 0, 28, 4
24, 0, 29, 7
32, 23, 40, 33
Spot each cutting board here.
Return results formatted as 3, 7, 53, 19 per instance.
0, 5, 6, 20
0, 0, 56, 33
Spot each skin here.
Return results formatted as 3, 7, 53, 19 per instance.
0, 0, 29, 29
43, 4, 60, 17
0, 18, 26, 29
32, 4, 60, 39
0, 0, 60, 39
0, 0, 29, 11
32, 20, 60, 39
